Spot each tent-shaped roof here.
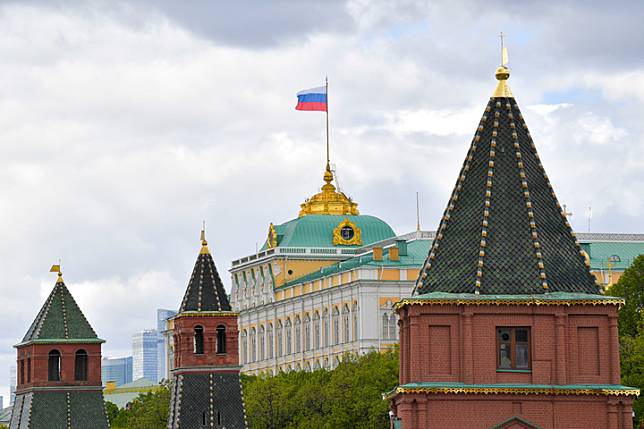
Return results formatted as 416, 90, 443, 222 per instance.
19, 274, 102, 346
179, 235, 232, 312
416, 65, 599, 295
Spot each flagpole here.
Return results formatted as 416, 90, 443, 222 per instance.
325, 76, 330, 166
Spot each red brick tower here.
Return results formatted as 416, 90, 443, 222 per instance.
167, 231, 247, 429
10, 268, 109, 429
388, 60, 639, 428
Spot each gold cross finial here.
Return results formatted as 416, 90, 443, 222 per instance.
50, 258, 63, 282
200, 221, 210, 254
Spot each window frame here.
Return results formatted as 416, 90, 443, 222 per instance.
496, 327, 531, 371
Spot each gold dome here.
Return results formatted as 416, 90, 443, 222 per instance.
298, 163, 359, 217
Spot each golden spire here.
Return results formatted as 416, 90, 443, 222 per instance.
200, 222, 210, 255
492, 32, 513, 98
298, 162, 359, 217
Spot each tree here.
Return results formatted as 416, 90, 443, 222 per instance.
607, 255, 644, 337
107, 381, 170, 429
243, 348, 399, 429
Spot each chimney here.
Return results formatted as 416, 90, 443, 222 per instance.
389, 246, 399, 261
396, 239, 408, 256
373, 247, 383, 261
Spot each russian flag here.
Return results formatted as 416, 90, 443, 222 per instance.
296, 86, 327, 111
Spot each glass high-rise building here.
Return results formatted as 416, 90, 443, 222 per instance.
132, 329, 160, 382
9, 365, 16, 406
101, 356, 133, 387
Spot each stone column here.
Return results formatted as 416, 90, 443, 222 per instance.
622, 399, 634, 429
462, 312, 473, 384
555, 313, 567, 384
608, 314, 621, 385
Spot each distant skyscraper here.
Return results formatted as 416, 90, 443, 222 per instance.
132, 329, 159, 382
101, 356, 133, 387
157, 309, 177, 381
9, 365, 16, 406
0, 395, 4, 410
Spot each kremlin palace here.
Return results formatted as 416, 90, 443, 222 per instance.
201, 162, 644, 376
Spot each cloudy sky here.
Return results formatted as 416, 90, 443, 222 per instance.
1, 0, 643, 400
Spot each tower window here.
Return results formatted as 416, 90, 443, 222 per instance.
48, 350, 61, 381
194, 326, 204, 354
19, 359, 24, 385
75, 349, 88, 381
216, 325, 227, 354
27, 357, 31, 383
497, 327, 531, 370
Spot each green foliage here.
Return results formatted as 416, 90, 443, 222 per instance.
106, 381, 170, 429
609, 255, 644, 425
243, 349, 399, 429
607, 255, 644, 337
0, 424, 8, 429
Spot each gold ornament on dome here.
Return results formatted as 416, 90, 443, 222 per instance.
332, 218, 362, 246
267, 223, 278, 249
298, 163, 359, 217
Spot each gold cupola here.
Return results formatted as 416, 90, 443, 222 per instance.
298, 162, 359, 217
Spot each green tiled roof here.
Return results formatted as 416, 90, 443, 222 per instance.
417, 96, 599, 295
262, 214, 395, 250
279, 239, 430, 289
581, 241, 644, 270
19, 277, 102, 346
11, 390, 109, 429
179, 246, 231, 312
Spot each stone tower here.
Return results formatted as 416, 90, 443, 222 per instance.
388, 60, 639, 428
167, 231, 247, 429
10, 269, 109, 429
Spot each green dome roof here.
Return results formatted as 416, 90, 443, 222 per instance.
263, 215, 395, 249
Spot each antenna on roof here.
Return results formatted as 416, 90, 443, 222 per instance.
587, 205, 592, 232
499, 31, 508, 66
416, 192, 421, 232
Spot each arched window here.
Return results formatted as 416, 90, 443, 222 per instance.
322, 308, 329, 347
250, 327, 257, 362
352, 303, 359, 341
241, 330, 247, 364
332, 307, 340, 345
295, 316, 301, 353
267, 323, 274, 359
20, 359, 24, 385
285, 318, 292, 355
27, 357, 31, 383
75, 349, 88, 381
389, 314, 398, 339
194, 326, 204, 354
276, 321, 283, 357
382, 313, 391, 339
342, 304, 350, 343
216, 325, 226, 354
259, 325, 265, 361
313, 311, 320, 350
48, 350, 61, 381
304, 314, 311, 351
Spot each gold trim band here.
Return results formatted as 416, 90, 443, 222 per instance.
395, 298, 624, 310
387, 386, 639, 399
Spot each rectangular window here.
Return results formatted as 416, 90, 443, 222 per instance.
497, 327, 531, 370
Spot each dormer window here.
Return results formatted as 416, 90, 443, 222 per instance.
194, 326, 204, 355
341, 225, 355, 240
497, 327, 530, 370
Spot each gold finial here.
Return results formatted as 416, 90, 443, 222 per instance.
298, 163, 359, 217
200, 221, 210, 254
50, 260, 63, 283
492, 32, 513, 98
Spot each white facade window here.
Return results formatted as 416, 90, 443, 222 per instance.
259, 325, 265, 361
352, 303, 359, 341
276, 321, 283, 357
342, 305, 350, 343
250, 327, 256, 362
295, 316, 302, 353
304, 314, 311, 351
323, 308, 329, 347
332, 307, 340, 345
241, 330, 247, 364
313, 311, 320, 349
286, 318, 292, 355
267, 323, 274, 359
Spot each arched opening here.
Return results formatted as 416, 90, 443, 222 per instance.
75, 349, 88, 381
194, 326, 204, 354
19, 359, 24, 385
27, 357, 31, 383
216, 325, 226, 354
48, 350, 61, 381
